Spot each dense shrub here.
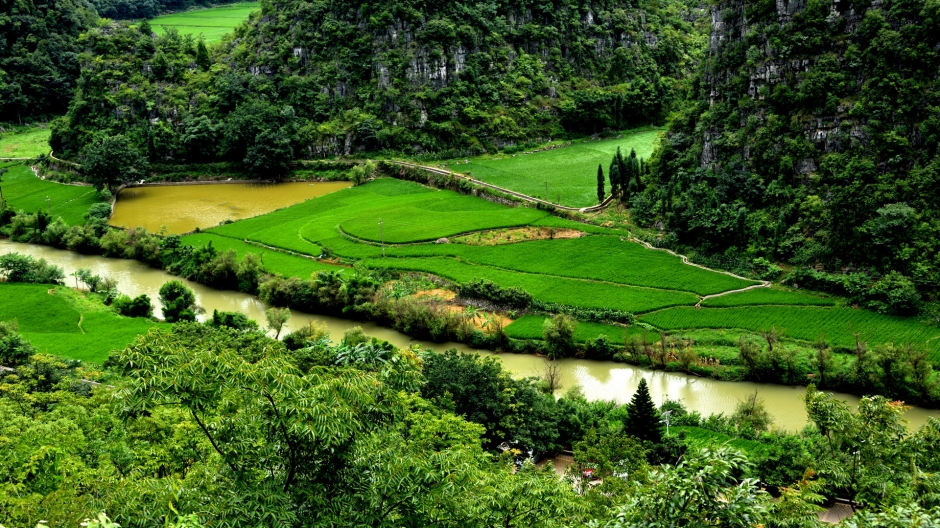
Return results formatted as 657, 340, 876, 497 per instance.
0, 321, 36, 367
458, 278, 532, 308
786, 268, 921, 315
209, 309, 258, 331
113, 294, 154, 318
0, 253, 65, 284
158, 280, 198, 323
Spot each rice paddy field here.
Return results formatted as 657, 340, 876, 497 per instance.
148, 2, 259, 43
504, 315, 660, 343
0, 127, 51, 158
181, 232, 346, 278
195, 177, 940, 355
441, 127, 664, 208
0, 283, 165, 363
0, 164, 105, 225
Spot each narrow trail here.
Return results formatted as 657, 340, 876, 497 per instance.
77, 313, 86, 334
627, 236, 770, 307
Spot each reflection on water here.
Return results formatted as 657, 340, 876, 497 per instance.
2, 239, 938, 432
109, 181, 352, 234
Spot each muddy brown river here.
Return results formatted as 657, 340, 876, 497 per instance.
109, 181, 352, 234
2, 239, 937, 431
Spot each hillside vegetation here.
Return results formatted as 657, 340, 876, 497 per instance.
50, 0, 709, 170
638, 0, 940, 304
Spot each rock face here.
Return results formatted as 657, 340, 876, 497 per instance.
651, 0, 940, 289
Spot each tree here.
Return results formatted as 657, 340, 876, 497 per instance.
624, 378, 662, 444
265, 307, 291, 339
113, 294, 154, 318
597, 164, 605, 202
196, 39, 211, 71
543, 313, 577, 359
80, 135, 147, 193
0, 321, 36, 366
608, 163, 620, 198
730, 392, 772, 435
592, 447, 769, 528
158, 280, 198, 322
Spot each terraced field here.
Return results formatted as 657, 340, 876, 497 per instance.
444, 127, 663, 208
505, 315, 659, 343
199, 177, 940, 353
0, 283, 164, 363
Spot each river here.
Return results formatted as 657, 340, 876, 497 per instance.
2, 238, 937, 431
109, 181, 352, 234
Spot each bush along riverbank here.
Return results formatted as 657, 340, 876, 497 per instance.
2, 193, 940, 408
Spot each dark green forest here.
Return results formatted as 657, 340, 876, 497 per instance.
642, 0, 940, 305
0, 0, 98, 122
50, 0, 707, 168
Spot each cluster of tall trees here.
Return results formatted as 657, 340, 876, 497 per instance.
596, 147, 647, 203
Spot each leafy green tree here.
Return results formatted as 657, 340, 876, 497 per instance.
590, 447, 769, 528
0, 253, 64, 283
543, 313, 577, 360
158, 280, 198, 322
597, 164, 605, 202
0, 321, 36, 366
113, 294, 154, 318
624, 378, 662, 444
80, 135, 148, 193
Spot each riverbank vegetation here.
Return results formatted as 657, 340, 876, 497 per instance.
0, 317, 938, 526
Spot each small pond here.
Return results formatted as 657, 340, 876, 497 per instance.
109, 181, 352, 234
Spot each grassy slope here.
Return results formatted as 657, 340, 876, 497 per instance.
0, 127, 51, 158
1, 164, 104, 225
447, 127, 663, 208
149, 2, 260, 42
0, 283, 164, 363
641, 306, 940, 357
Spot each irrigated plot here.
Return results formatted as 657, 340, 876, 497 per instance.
182, 233, 344, 279
640, 306, 940, 356
362, 257, 699, 314
702, 287, 836, 307
504, 315, 660, 343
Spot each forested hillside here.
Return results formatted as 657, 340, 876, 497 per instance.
0, 0, 98, 122
51, 0, 708, 167
643, 0, 940, 301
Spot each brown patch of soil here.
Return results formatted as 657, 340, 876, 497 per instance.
413, 288, 457, 301
453, 226, 585, 246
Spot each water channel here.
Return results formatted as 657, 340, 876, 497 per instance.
2, 238, 937, 432
109, 181, 352, 234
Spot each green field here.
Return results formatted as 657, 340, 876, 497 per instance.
0, 127, 51, 158
505, 315, 660, 343
671, 427, 769, 458
197, 177, 940, 353
641, 306, 940, 357
702, 287, 836, 307
149, 2, 259, 43
182, 232, 347, 278
0, 283, 164, 363
0, 164, 104, 225
444, 127, 664, 208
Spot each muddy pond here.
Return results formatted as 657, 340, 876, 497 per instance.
2, 238, 938, 432
109, 181, 352, 234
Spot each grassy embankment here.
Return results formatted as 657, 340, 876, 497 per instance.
0, 126, 51, 158
0, 283, 165, 363
441, 127, 663, 208
185, 177, 940, 358
148, 2, 260, 43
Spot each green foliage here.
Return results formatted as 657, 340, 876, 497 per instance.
624, 378, 662, 444
158, 280, 198, 322
0, 320, 36, 367
209, 308, 258, 331
543, 313, 577, 359
458, 278, 532, 308
52, 0, 706, 162
648, 0, 940, 302
112, 294, 154, 318
80, 135, 148, 193
0, 252, 64, 283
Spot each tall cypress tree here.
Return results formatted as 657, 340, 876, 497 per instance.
597, 164, 605, 202
629, 148, 642, 190
609, 164, 621, 199
625, 378, 663, 444
196, 40, 211, 71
